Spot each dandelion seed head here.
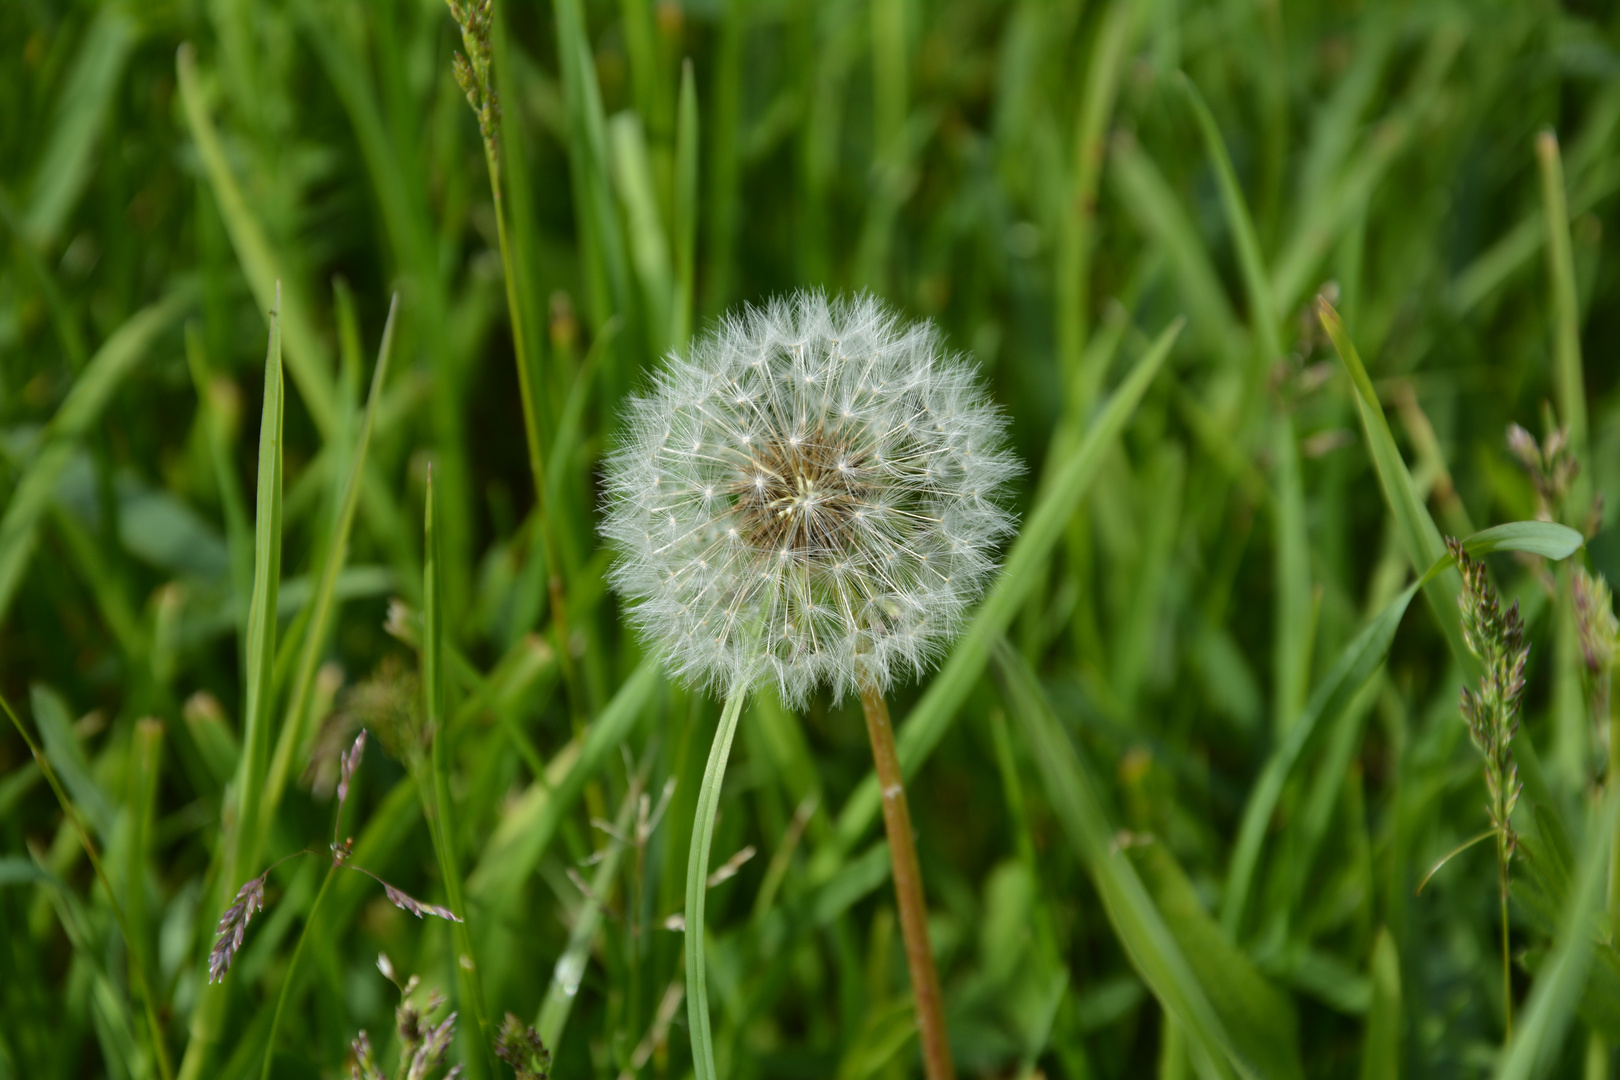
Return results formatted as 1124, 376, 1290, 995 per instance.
602, 292, 1019, 705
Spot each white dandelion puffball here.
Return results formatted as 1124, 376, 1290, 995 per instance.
602, 292, 1019, 706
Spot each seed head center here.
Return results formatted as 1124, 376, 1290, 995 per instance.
730, 430, 869, 557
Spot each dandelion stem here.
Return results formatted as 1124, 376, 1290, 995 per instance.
261, 864, 337, 1080
860, 681, 955, 1080
685, 675, 751, 1080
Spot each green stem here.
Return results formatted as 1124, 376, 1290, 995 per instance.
1500, 831, 1513, 1041
685, 676, 752, 1080
260, 864, 337, 1080
482, 117, 587, 729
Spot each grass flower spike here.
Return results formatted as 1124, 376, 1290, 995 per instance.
1449, 536, 1530, 1036
604, 292, 1017, 1080
602, 291, 1018, 705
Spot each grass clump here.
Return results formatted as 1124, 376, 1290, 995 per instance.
2, 1, 1620, 1078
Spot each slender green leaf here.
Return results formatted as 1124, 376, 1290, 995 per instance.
259, 294, 400, 849
1316, 299, 1473, 672
1359, 930, 1402, 1080
994, 638, 1294, 1080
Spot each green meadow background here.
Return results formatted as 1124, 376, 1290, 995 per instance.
2, 0, 1619, 1077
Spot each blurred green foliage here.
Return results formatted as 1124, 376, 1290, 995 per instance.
2, 0, 1620, 1078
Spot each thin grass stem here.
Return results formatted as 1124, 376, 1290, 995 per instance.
860, 682, 955, 1080
260, 864, 337, 1080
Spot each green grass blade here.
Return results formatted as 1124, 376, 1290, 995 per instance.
823, 317, 1183, 868
673, 59, 699, 352
1495, 790, 1620, 1080
1359, 930, 1402, 1080
1271, 414, 1312, 735
1462, 522, 1584, 560
233, 287, 284, 883
180, 289, 285, 1080
175, 44, 337, 438
995, 639, 1281, 1080
1316, 299, 1473, 673
1221, 579, 1421, 936
1108, 137, 1245, 365
29, 684, 116, 839
465, 660, 661, 919
1056, 0, 1148, 395
422, 468, 498, 1080
610, 112, 674, 359
1535, 130, 1590, 489
22, 7, 136, 248
537, 779, 638, 1050
553, 0, 630, 333
0, 289, 188, 625
1179, 73, 1281, 366
258, 295, 400, 850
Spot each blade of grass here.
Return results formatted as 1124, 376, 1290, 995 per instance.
553, 0, 631, 334
0, 290, 189, 624
821, 317, 1183, 870
1359, 929, 1401, 1080
1535, 130, 1590, 502
421, 467, 498, 1080
465, 660, 661, 926
610, 112, 675, 359
22, 6, 136, 248
1316, 298, 1474, 674
1108, 135, 1245, 366
179, 288, 284, 1080
1057, 0, 1147, 401
1496, 789, 1620, 1080
175, 43, 337, 439
672, 59, 699, 351
258, 294, 399, 851
536, 779, 638, 1050
1179, 73, 1281, 366
993, 640, 1262, 1080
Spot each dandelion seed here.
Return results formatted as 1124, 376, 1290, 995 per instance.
601, 292, 1018, 706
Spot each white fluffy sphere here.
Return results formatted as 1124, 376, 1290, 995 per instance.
601, 293, 1019, 705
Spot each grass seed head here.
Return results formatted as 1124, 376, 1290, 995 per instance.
601, 292, 1019, 705
1449, 537, 1529, 853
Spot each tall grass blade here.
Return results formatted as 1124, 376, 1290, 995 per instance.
175, 44, 336, 438
0, 292, 188, 623
1535, 131, 1590, 490
1316, 299, 1473, 674
994, 639, 1298, 1080
258, 295, 400, 849
1359, 930, 1402, 1080
673, 59, 699, 352
422, 468, 498, 1080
